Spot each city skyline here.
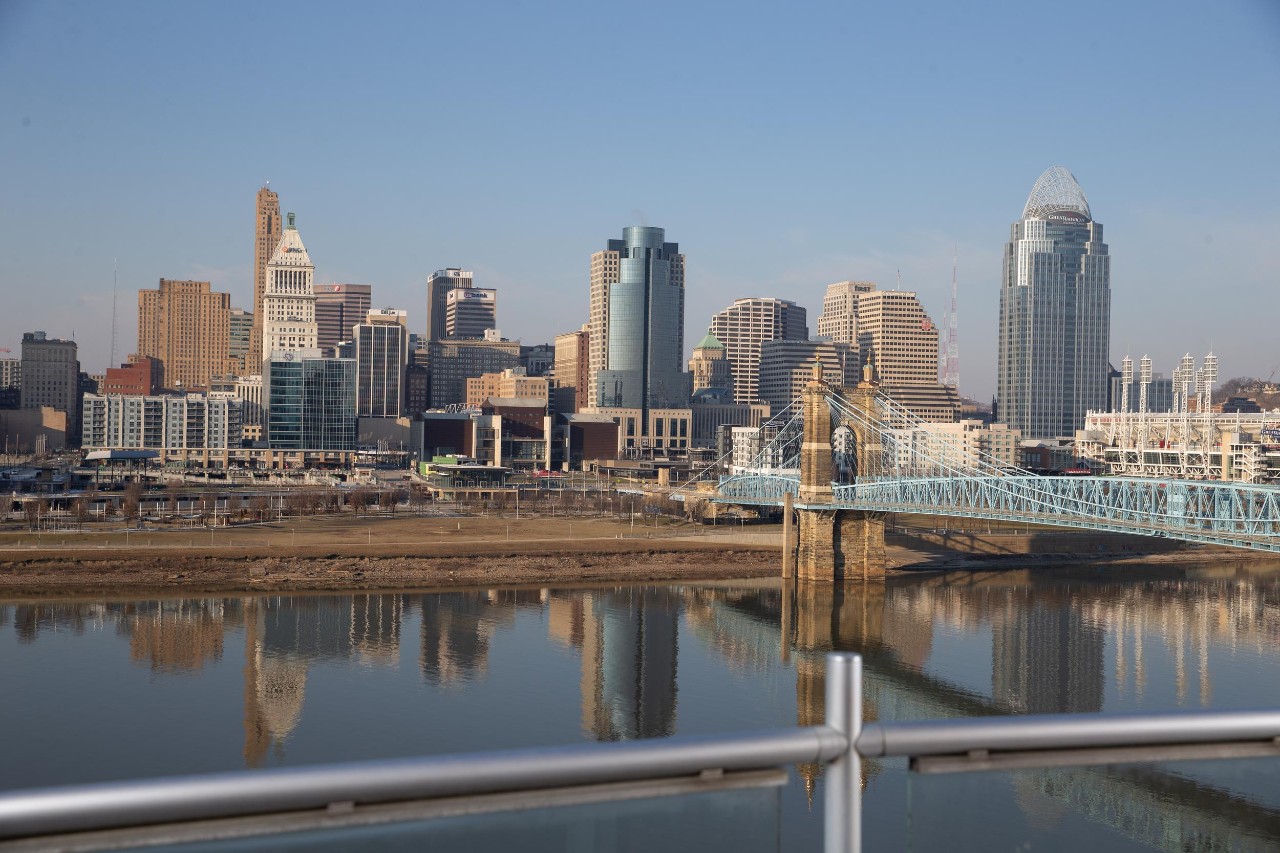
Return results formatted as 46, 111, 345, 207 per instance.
1, 1, 1277, 401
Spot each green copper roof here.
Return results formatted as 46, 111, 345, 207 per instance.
695, 333, 724, 350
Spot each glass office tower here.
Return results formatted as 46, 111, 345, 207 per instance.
266, 356, 356, 450
997, 166, 1110, 440
595, 226, 688, 413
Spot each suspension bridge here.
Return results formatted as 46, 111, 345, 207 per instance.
683, 363, 1280, 582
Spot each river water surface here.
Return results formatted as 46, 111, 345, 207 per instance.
4, 562, 1280, 850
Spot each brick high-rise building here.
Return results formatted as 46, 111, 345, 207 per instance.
137, 279, 232, 391
707, 297, 808, 406
553, 324, 590, 413
315, 283, 372, 355
250, 186, 282, 361
102, 356, 163, 396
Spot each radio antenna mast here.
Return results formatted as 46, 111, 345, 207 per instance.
109, 259, 119, 369
939, 246, 960, 390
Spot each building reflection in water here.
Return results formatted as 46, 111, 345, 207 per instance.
546, 587, 680, 741
412, 590, 539, 687
242, 595, 356, 766
7, 566, 1280, 845
717, 571, 1280, 847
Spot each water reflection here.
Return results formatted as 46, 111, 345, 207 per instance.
7, 565, 1280, 850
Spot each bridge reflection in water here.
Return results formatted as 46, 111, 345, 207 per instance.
689, 572, 1280, 851
6, 569, 1280, 849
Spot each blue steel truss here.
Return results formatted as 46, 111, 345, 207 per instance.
711, 390, 1280, 553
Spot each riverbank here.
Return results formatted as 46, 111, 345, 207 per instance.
2, 514, 1273, 596
0, 515, 784, 596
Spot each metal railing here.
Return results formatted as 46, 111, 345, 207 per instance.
3, 654, 1280, 852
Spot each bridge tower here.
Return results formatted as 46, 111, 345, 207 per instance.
791, 360, 888, 582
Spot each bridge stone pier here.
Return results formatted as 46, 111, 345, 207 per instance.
787, 363, 887, 583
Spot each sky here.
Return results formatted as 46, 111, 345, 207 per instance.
1, 0, 1277, 402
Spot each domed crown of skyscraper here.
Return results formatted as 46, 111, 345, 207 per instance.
1022, 166, 1092, 221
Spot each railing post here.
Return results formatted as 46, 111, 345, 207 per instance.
824, 653, 862, 853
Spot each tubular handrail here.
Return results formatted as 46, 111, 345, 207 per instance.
0, 725, 846, 842
858, 708, 1280, 758
5, 654, 1280, 853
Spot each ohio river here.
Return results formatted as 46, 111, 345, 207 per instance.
4, 562, 1280, 851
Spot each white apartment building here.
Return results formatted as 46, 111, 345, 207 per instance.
82, 393, 243, 466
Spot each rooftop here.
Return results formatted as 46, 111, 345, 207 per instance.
1022, 165, 1092, 221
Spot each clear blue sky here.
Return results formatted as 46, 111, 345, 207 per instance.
2, 0, 1277, 401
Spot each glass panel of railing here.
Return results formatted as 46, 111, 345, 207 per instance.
900, 759, 1280, 852
93, 782, 786, 853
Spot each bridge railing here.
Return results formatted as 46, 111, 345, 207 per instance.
843, 475, 1280, 542
4, 654, 1280, 853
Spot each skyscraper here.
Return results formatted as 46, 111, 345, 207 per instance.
250, 186, 282, 362
260, 214, 357, 451
136, 279, 232, 390
444, 288, 497, 338
997, 166, 1111, 439
315, 284, 372, 355
20, 331, 80, 434
262, 213, 318, 361
707, 297, 808, 406
229, 308, 253, 373
588, 226, 687, 413
426, 268, 474, 342
354, 309, 408, 418
816, 281, 876, 344
852, 289, 939, 387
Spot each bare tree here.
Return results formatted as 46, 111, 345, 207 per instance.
122, 482, 144, 527
378, 489, 397, 515
166, 479, 183, 516
409, 485, 429, 515
23, 499, 42, 530
349, 489, 371, 517
249, 495, 270, 522
72, 497, 90, 530
284, 490, 309, 517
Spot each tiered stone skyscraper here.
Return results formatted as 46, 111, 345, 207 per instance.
997, 166, 1111, 439
262, 213, 317, 360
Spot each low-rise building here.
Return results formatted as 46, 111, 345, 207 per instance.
102, 357, 163, 396
465, 368, 550, 408
1077, 410, 1280, 483
587, 406, 691, 458
885, 420, 1022, 475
